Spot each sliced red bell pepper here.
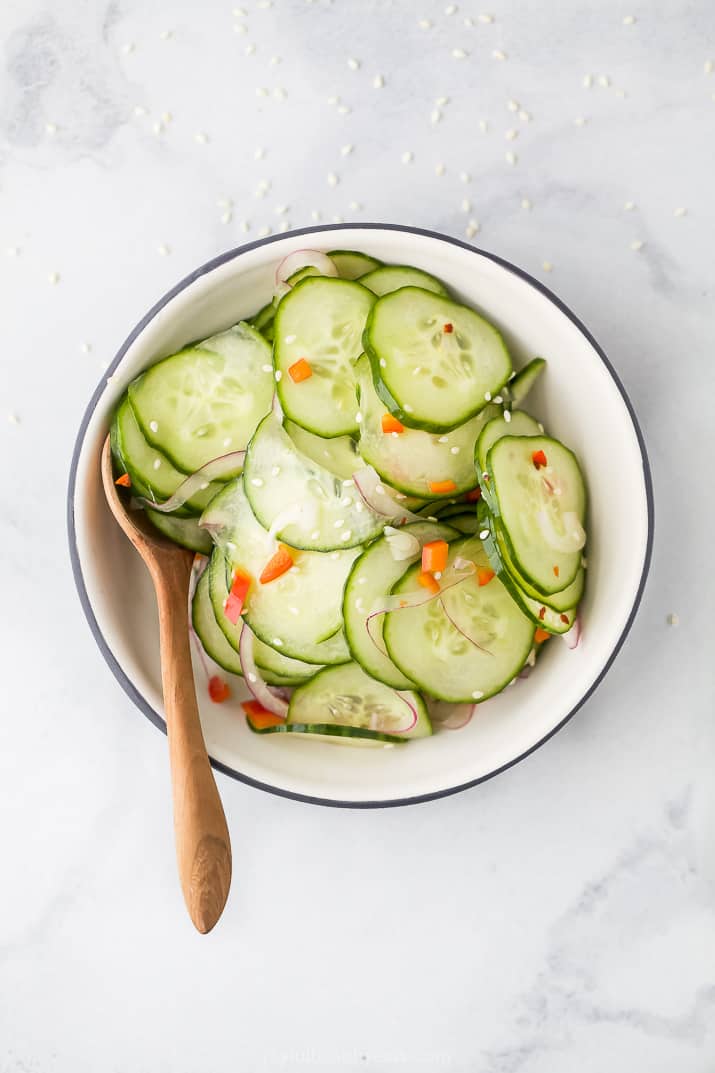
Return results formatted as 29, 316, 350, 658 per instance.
288, 358, 313, 383
534, 628, 551, 644
429, 479, 457, 495
208, 676, 231, 703
422, 539, 448, 574
465, 487, 482, 502
242, 700, 286, 729
260, 544, 294, 584
115, 472, 132, 487
417, 570, 440, 594
381, 413, 405, 434
531, 449, 547, 469
477, 566, 495, 587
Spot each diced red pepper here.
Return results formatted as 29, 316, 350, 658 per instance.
224, 568, 252, 623
534, 628, 551, 644
465, 487, 482, 503
443, 322, 454, 333
417, 570, 440, 594
532, 449, 548, 469
553, 565, 560, 578
381, 413, 405, 434
560, 613, 570, 624
208, 676, 231, 703
422, 539, 449, 574
288, 358, 313, 383
260, 544, 294, 584
242, 700, 286, 729
429, 479, 457, 495
115, 472, 132, 487
477, 566, 495, 587
538, 606, 546, 620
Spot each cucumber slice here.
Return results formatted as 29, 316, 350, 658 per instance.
480, 514, 579, 633
328, 250, 383, 279
201, 480, 357, 661
442, 512, 479, 535
355, 353, 499, 497
206, 551, 325, 680
110, 398, 220, 515
383, 536, 534, 703
145, 509, 213, 553
288, 663, 432, 739
274, 277, 376, 437
247, 720, 407, 746
486, 436, 587, 595
475, 410, 542, 473
364, 287, 512, 432
484, 513, 585, 613
359, 265, 448, 297
249, 302, 276, 332
343, 521, 458, 689
286, 265, 323, 285
508, 357, 546, 406
243, 413, 383, 550
129, 323, 274, 474
192, 568, 243, 675
284, 420, 362, 480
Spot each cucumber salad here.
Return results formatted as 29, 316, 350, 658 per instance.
110, 248, 588, 747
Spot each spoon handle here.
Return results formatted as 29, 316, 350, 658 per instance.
154, 555, 232, 933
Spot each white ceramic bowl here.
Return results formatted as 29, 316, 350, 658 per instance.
68, 225, 653, 807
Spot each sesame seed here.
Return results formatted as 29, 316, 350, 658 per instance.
464, 16, 473, 26
273, 87, 287, 100
375, 484, 385, 495
598, 75, 610, 87
271, 465, 281, 476
160, 28, 173, 39
436, 96, 450, 107
337, 104, 351, 114
438, 435, 449, 443
503, 410, 512, 422
121, 42, 136, 55
521, 198, 532, 210
234, 22, 247, 33
630, 239, 644, 251
152, 121, 164, 135
379, 358, 387, 368
479, 119, 488, 133
256, 87, 268, 97
194, 131, 209, 144
200, 481, 209, 490
251, 478, 264, 487
478, 13, 494, 23
240, 220, 250, 232
706, 60, 714, 75
244, 44, 255, 55
505, 151, 517, 165
153, 459, 161, 470
507, 100, 519, 112
493, 395, 503, 404
484, 391, 492, 401
479, 529, 489, 540
274, 370, 283, 381
433, 571, 442, 580
270, 55, 281, 65
418, 19, 432, 29
341, 144, 353, 156
674, 206, 687, 217
133, 105, 147, 116
310, 209, 321, 221
430, 109, 442, 124
221, 211, 233, 224
289, 606, 299, 616
45, 122, 57, 135
48, 271, 60, 284
357, 576, 367, 585
340, 496, 353, 507
461, 198, 471, 212
347, 57, 360, 70
330, 552, 340, 561
349, 200, 362, 211
542, 260, 553, 272
273, 638, 284, 647
583, 74, 593, 88
342, 479, 355, 488
341, 530, 352, 542
404, 404, 414, 413
445, 3, 457, 14
472, 690, 484, 699
505, 128, 518, 140
466, 220, 480, 238
450, 446, 460, 455
574, 116, 587, 127
261, 364, 273, 373
623, 14, 636, 24
327, 171, 339, 186
452, 48, 468, 59
334, 519, 345, 528
435, 162, 446, 176
624, 200, 635, 211
80, 341, 91, 353
459, 171, 471, 183
157, 244, 170, 256
667, 612, 679, 626
254, 147, 265, 160
310, 529, 320, 540
373, 74, 385, 89
149, 420, 159, 433
7, 412, 19, 425
519, 110, 531, 122
274, 204, 289, 215
537, 422, 545, 433
401, 150, 414, 164
492, 49, 506, 60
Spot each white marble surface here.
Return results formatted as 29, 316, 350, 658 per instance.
1, 0, 714, 1068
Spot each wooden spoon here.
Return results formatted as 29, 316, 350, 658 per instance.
100, 436, 232, 933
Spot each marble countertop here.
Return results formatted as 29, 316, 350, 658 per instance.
1, 0, 714, 1069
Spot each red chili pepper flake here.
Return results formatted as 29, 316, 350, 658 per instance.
208, 676, 231, 703
115, 472, 132, 487
538, 606, 546, 620
553, 565, 560, 577
443, 322, 454, 333
465, 487, 482, 502
477, 566, 495, 587
532, 449, 548, 469
560, 613, 570, 624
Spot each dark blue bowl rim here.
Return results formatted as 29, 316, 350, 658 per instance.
67, 222, 654, 809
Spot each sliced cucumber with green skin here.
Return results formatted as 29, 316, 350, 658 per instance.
244, 413, 383, 551
355, 353, 499, 497
442, 512, 479, 535
129, 323, 274, 474
201, 480, 357, 661
480, 513, 578, 633
364, 288, 512, 432
486, 435, 586, 595
484, 512, 585, 613
358, 265, 449, 297
247, 720, 407, 746
286, 265, 323, 285
192, 568, 244, 675
249, 302, 276, 332
288, 662, 432, 738
145, 509, 213, 553
284, 420, 363, 481
110, 399, 219, 515
343, 521, 458, 689
475, 410, 542, 473
274, 277, 376, 437
507, 358, 546, 406
384, 536, 534, 703
206, 551, 326, 680
328, 250, 383, 280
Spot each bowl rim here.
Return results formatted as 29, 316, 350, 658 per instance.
67, 222, 654, 809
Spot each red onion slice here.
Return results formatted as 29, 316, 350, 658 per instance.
353, 466, 424, 524
364, 560, 476, 654
275, 249, 338, 288
135, 450, 246, 514
238, 626, 290, 717
438, 597, 493, 656
391, 692, 419, 734
562, 614, 582, 649
426, 699, 475, 730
